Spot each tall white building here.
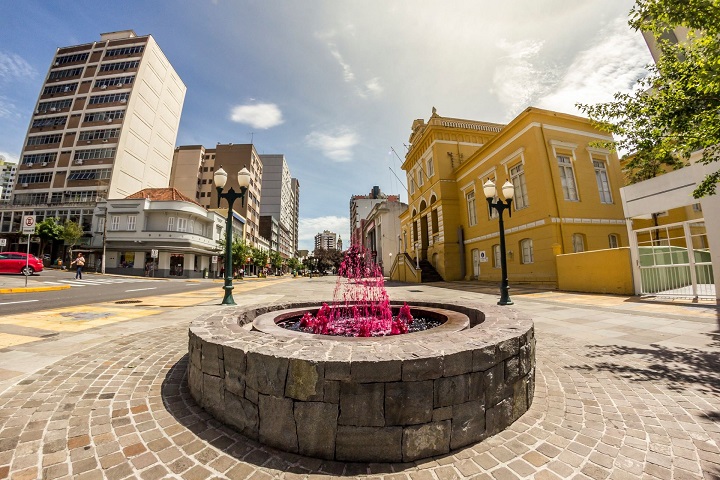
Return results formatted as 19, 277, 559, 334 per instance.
314, 230, 338, 251
259, 154, 297, 258
0, 30, 186, 253
0, 157, 17, 203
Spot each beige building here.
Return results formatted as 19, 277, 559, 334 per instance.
171, 144, 263, 246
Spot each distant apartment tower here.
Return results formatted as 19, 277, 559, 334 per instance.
350, 186, 400, 246
11, 30, 186, 207
259, 154, 298, 258
291, 178, 300, 255
315, 230, 338, 251
0, 157, 17, 203
170, 143, 263, 246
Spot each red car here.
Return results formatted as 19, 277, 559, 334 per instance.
0, 252, 44, 275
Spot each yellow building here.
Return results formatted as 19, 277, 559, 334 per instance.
394, 107, 628, 286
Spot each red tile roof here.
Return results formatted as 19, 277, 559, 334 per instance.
125, 188, 201, 206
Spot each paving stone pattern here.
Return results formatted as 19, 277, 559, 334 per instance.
0, 281, 718, 479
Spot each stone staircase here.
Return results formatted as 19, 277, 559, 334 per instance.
419, 260, 443, 283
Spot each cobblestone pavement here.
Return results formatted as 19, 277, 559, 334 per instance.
0, 278, 718, 479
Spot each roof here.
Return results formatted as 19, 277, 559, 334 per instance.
125, 188, 201, 206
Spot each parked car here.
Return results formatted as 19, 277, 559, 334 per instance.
0, 252, 44, 275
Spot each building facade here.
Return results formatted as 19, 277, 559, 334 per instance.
361, 198, 407, 275
350, 186, 400, 246
170, 143, 263, 247
0, 158, 17, 203
396, 107, 628, 285
314, 230, 338, 251
0, 30, 185, 255
259, 154, 297, 258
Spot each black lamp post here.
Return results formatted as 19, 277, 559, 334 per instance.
214, 165, 251, 306
483, 179, 515, 306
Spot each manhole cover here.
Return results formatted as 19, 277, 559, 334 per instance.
409, 289, 423, 292
115, 300, 142, 304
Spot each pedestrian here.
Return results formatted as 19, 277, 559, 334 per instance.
70, 252, 85, 279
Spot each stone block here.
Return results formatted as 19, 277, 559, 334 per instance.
451, 400, 486, 449
246, 352, 288, 397
201, 373, 224, 418
432, 406, 452, 422
385, 381, 433, 426
187, 364, 202, 401
472, 345, 497, 372
512, 378, 528, 422
434, 375, 468, 408
505, 355, 520, 384
258, 394, 298, 453
519, 344, 531, 376
324, 361, 351, 381
286, 359, 324, 401
443, 350, 473, 377
402, 420, 450, 462
294, 402, 338, 459
468, 371, 486, 403
324, 381, 340, 404
402, 356, 443, 381
483, 363, 508, 405
338, 382, 384, 427
336, 426, 402, 463
351, 360, 401, 383
201, 341, 223, 378
225, 391, 258, 440
497, 337, 520, 361
223, 348, 246, 397
245, 386, 258, 404
527, 368, 535, 407
486, 397, 512, 436
189, 335, 201, 369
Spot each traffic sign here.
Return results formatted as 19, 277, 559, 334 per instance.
211, 255, 218, 264
479, 251, 489, 262
22, 215, 36, 234
0, 238, 6, 246
151, 249, 159, 258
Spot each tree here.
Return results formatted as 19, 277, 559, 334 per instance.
61, 220, 84, 260
35, 218, 63, 258
578, 0, 720, 197
252, 247, 269, 276
231, 238, 252, 271
269, 251, 284, 274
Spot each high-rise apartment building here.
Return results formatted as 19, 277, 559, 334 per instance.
170, 144, 263, 246
259, 154, 298, 258
291, 178, 300, 255
0, 157, 17, 203
0, 30, 185, 253
350, 186, 400, 246
314, 230, 338, 251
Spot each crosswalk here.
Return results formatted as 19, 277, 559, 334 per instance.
40, 277, 160, 288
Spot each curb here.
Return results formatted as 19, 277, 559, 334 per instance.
0, 285, 72, 294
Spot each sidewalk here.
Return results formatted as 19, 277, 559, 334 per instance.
0, 277, 717, 479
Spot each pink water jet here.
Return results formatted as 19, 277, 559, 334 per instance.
301, 244, 412, 337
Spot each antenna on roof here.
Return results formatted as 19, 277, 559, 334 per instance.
249, 132, 254, 144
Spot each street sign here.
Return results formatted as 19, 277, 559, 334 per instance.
22, 215, 36, 234
151, 249, 159, 258
0, 239, 6, 247
211, 255, 218, 264
479, 251, 489, 262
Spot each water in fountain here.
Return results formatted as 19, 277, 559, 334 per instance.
297, 244, 413, 337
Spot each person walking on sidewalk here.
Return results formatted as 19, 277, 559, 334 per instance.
70, 252, 86, 280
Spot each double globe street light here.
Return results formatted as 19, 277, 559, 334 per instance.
483, 179, 514, 306
214, 165, 251, 305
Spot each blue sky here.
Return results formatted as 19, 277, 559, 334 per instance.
0, 1, 653, 251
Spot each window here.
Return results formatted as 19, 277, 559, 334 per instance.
64, 190, 104, 203
177, 217, 187, 232
692, 203, 702, 212
99, 61, 140, 72
48, 68, 83, 81
37, 99, 72, 113
431, 209, 439, 234
408, 173, 415, 194
188, 219, 195, 233
105, 46, 144, 57
110, 215, 120, 231
78, 129, 119, 141
509, 163, 529, 209
17, 173, 53, 184
608, 234, 619, 249
167, 217, 175, 231
557, 155, 579, 201
593, 160, 612, 204
22, 152, 57, 165
32, 116, 67, 128
12, 193, 48, 205
493, 244, 501, 268
54, 53, 89, 65
89, 93, 129, 105
26, 134, 62, 146
426, 157, 434, 177
97, 217, 105, 233
417, 168, 424, 187
94, 75, 135, 88
127, 215, 136, 231
466, 191, 477, 226
572, 233, 585, 253
68, 169, 111, 180
74, 148, 116, 161
520, 239, 534, 264
42, 83, 78, 95
84, 109, 125, 123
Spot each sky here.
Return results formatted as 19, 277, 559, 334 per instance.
0, 1, 653, 251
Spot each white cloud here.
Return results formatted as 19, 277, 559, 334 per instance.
0, 150, 19, 163
0, 52, 35, 80
298, 216, 350, 251
229, 103, 284, 129
328, 44, 355, 82
305, 128, 359, 162
536, 18, 652, 115
358, 77, 383, 98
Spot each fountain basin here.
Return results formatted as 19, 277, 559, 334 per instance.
188, 300, 535, 463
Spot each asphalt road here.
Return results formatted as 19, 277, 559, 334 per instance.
0, 269, 220, 315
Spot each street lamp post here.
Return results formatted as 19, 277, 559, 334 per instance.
483, 179, 515, 306
214, 165, 251, 306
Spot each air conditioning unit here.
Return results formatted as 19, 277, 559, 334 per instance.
34, 110, 40, 114
86, 140, 92, 144
103, 139, 108, 143
41, 162, 48, 166
75, 159, 84, 165
54, 62, 59, 66
100, 85, 107, 90
50, 107, 57, 112
116, 83, 123, 88
120, 98, 127, 103
106, 118, 113, 123
21, 183, 28, 188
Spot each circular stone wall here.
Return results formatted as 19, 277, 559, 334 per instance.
187, 300, 535, 463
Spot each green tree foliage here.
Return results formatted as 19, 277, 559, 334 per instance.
231, 238, 252, 270
252, 247, 269, 275
269, 251, 284, 273
61, 220, 84, 258
578, 0, 720, 197
35, 218, 63, 257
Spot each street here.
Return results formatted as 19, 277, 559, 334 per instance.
0, 269, 223, 315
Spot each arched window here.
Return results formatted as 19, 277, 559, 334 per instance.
608, 234, 620, 248
520, 239, 534, 264
493, 244, 501, 268
572, 233, 585, 253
